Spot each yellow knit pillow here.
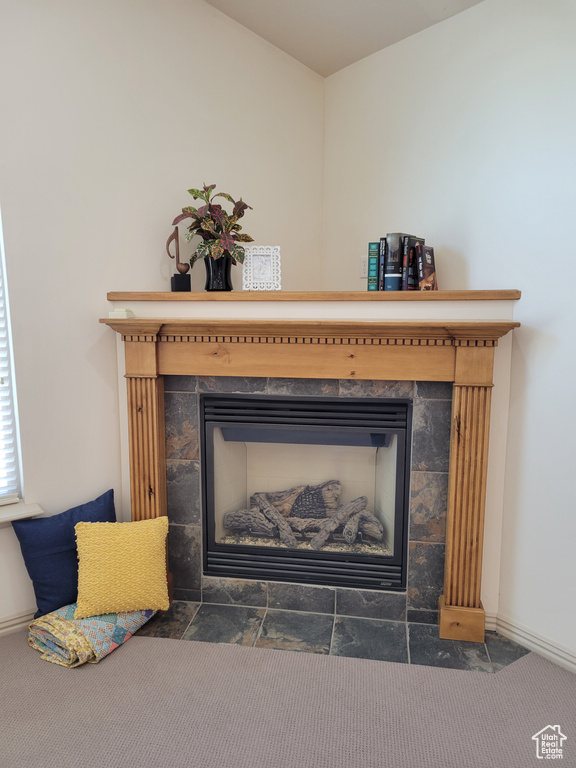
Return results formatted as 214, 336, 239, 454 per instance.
74, 516, 170, 619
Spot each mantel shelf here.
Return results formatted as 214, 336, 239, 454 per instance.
107, 290, 521, 303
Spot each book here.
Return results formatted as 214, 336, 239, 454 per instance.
384, 233, 409, 290
416, 243, 438, 290
367, 241, 379, 291
377, 237, 388, 290
401, 235, 424, 291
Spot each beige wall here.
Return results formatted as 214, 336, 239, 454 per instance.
324, 0, 576, 658
0, 0, 324, 619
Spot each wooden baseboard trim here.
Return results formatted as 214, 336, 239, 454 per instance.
438, 595, 486, 642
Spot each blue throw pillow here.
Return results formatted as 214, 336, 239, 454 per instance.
12, 489, 116, 618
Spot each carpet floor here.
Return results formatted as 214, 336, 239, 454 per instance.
2, 629, 575, 768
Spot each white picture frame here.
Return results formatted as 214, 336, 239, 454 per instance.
242, 245, 281, 291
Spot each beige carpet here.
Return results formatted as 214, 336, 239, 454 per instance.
2, 629, 575, 768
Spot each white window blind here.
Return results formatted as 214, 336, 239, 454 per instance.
0, 208, 21, 504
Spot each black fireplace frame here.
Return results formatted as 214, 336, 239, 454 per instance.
200, 394, 412, 591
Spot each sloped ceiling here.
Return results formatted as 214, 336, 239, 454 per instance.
203, 0, 487, 76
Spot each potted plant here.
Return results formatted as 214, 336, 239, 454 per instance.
172, 183, 254, 291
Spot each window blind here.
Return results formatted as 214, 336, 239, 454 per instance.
0, 209, 21, 503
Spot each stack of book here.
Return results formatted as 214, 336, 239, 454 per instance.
367, 233, 438, 291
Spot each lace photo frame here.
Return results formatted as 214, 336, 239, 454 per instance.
242, 245, 281, 291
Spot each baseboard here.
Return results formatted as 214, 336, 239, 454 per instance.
0, 609, 34, 636
485, 611, 497, 632
495, 613, 576, 674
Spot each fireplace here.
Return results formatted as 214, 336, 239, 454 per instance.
201, 393, 412, 590
101, 293, 520, 642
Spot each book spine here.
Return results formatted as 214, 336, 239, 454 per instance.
367, 242, 379, 291
415, 241, 424, 289
384, 233, 406, 291
404, 236, 424, 291
401, 236, 410, 290
407, 244, 418, 291
416, 244, 438, 290
378, 237, 387, 291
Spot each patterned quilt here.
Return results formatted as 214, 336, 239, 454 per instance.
28, 603, 156, 668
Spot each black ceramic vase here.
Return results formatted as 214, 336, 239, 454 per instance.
204, 255, 233, 291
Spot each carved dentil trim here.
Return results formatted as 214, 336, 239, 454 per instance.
157, 334, 458, 346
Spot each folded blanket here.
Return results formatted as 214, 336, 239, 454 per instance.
28, 603, 156, 668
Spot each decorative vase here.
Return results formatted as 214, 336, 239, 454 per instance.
204, 255, 233, 292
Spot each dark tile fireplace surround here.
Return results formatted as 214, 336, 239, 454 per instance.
165, 375, 451, 624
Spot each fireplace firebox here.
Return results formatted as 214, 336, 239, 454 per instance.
200, 394, 412, 590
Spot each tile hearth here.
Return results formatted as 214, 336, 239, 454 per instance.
136, 600, 530, 673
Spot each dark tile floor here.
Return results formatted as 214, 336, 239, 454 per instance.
136, 600, 530, 673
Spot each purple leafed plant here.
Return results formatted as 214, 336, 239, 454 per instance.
172, 183, 254, 265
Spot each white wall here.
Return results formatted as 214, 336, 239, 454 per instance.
0, 0, 324, 620
324, 0, 576, 655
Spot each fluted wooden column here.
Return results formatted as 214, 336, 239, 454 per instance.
126, 375, 166, 521
119, 324, 166, 522
439, 343, 495, 642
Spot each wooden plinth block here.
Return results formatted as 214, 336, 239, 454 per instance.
438, 595, 485, 643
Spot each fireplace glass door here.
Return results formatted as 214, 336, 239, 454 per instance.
201, 394, 412, 590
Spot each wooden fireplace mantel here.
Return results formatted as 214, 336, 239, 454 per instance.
101, 318, 518, 383
106, 289, 521, 303
101, 306, 520, 644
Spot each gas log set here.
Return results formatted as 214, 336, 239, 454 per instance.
222, 480, 385, 551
